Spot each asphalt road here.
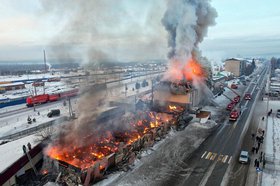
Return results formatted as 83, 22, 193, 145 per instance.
160, 66, 268, 186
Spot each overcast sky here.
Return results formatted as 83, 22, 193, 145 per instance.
0, 0, 279, 62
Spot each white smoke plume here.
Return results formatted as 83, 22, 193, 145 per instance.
162, 0, 217, 81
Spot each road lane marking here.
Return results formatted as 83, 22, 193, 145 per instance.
233, 121, 238, 128
205, 152, 212, 160
210, 153, 217, 161
198, 161, 218, 186
201, 151, 231, 164
217, 155, 224, 162
228, 156, 232, 164
201, 151, 207, 159
222, 155, 228, 163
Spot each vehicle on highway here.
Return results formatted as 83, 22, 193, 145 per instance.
239, 150, 249, 164
231, 84, 238, 89
229, 109, 240, 121
233, 95, 240, 103
227, 102, 235, 111
47, 109, 61, 118
277, 109, 280, 118
244, 93, 252, 100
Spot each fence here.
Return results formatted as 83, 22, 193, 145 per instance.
0, 116, 68, 141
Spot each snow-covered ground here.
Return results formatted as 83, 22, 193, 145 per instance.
262, 100, 280, 186
0, 103, 26, 114
0, 101, 75, 138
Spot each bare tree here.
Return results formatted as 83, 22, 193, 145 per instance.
35, 126, 56, 142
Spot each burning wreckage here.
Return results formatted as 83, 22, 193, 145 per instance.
42, 81, 194, 185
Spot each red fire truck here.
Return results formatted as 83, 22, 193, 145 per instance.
233, 95, 240, 103
227, 102, 236, 111
229, 109, 241, 121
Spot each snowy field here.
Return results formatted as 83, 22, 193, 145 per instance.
262, 100, 280, 186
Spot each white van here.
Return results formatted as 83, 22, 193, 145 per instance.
239, 150, 249, 164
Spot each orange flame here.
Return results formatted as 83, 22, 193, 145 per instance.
169, 105, 177, 110
166, 58, 205, 82
182, 58, 205, 81
168, 105, 184, 112
46, 112, 174, 170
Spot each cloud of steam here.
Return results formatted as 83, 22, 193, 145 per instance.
162, 0, 217, 81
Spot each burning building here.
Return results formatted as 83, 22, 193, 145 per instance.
44, 109, 177, 185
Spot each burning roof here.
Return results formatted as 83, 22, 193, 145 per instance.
46, 111, 173, 170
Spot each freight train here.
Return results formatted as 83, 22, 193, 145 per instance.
26, 88, 79, 107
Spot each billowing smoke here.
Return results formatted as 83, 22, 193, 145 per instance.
40, 0, 166, 64
162, 0, 217, 81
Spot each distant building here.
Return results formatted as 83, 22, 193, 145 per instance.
224, 58, 246, 77
0, 82, 25, 91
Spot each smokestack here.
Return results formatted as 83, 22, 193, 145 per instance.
44, 50, 47, 73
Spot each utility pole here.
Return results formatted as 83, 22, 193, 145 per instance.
68, 97, 74, 118
43, 50, 47, 94
266, 62, 271, 123
31, 86, 37, 112
31, 93, 36, 112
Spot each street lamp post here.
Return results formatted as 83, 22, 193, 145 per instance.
266, 64, 271, 125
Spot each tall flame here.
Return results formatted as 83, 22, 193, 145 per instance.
165, 58, 205, 82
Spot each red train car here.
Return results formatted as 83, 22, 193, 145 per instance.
26, 88, 79, 107
48, 93, 60, 102
26, 94, 49, 107
60, 88, 79, 99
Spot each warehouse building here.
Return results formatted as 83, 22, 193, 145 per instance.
224, 58, 246, 77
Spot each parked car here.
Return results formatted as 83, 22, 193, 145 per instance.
277, 109, 280, 118
47, 109, 61, 118
239, 150, 249, 164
